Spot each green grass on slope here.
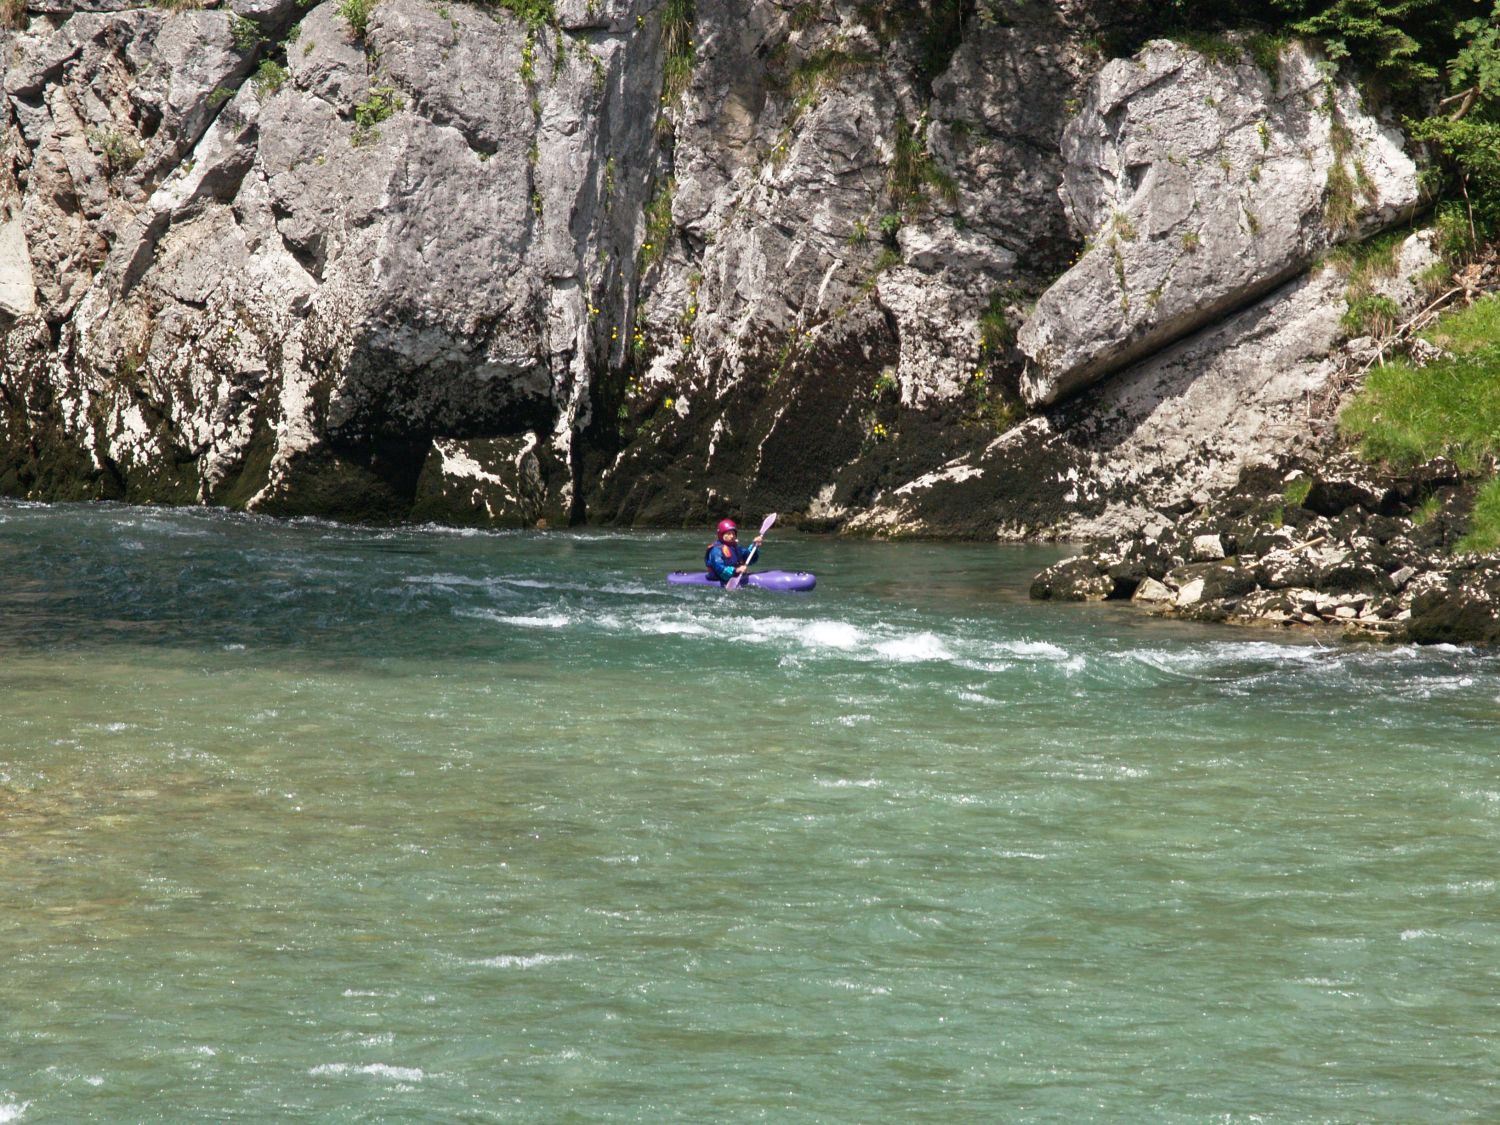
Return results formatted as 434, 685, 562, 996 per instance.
1457, 478, 1500, 554
1339, 294, 1500, 473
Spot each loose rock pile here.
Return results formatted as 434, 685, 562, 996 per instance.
1030, 456, 1500, 645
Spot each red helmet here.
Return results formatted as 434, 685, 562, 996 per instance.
716, 519, 738, 539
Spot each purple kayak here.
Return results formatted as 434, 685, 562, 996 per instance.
668, 570, 817, 592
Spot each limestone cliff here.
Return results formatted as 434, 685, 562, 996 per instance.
0, 1, 1432, 536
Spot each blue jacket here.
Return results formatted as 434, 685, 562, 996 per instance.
705, 541, 761, 582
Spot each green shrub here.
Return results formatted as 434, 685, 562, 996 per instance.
978, 289, 1013, 355
886, 119, 955, 214
1284, 476, 1313, 507
85, 127, 144, 175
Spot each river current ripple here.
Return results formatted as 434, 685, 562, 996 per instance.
2, 501, 1498, 1122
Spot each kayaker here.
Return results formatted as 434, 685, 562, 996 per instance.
705, 519, 764, 584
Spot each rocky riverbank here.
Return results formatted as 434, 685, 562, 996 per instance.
1029, 453, 1500, 645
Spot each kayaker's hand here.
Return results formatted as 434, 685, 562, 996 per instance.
735, 565, 747, 575
752, 535, 764, 546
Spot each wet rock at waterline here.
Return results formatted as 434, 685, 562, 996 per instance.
1029, 456, 1500, 646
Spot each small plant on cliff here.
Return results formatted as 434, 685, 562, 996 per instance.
85, 128, 144, 176
887, 118, 955, 214
252, 59, 290, 98
639, 177, 676, 271
963, 370, 1019, 433
785, 47, 876, 123
661, 0, 694, 105
337, 0, 374, 36
977, 288, 1014, 355
0, 0, 25, 28
230, 14, 261, 49
1283, 475, 1313, 508
494, 0, 553, 28
1341, 292, 1400, 336
351, 85, 404, 145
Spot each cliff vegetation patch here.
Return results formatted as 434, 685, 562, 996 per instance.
1339, 293, 1500, 472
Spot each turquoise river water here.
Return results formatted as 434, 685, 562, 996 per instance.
2, 500, 1499, 1122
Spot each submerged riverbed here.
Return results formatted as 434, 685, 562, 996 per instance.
2, 501, 1499, 1122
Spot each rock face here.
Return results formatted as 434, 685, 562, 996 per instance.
0, 2, 1443, 549
845, 229, 1439, 542
2, 0, 660, 522
1017, 40, 1420, 406
590, 0, 1115, 526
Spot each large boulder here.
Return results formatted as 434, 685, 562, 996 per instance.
1017, 39, 1420, 406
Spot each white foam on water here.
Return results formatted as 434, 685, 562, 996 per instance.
874, 631, 953, 662
404, 573, 504, 590
787, 620, 863, 650
638, 618, 711, 636
1135, 640, 1327, 673
472, 953, 578, 970
491, 613, 574, 629
0, 1104, 29, 1123
497, 577, 574, 590
309, 1063, 424, 1082
992, 639, 1071, 660
1400, 929, 1439, 941
601, 581, 662, 597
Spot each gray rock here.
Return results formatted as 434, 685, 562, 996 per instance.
1191, 534, 1225, 561
1018, 40, 1420, 406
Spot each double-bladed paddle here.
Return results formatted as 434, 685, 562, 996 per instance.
725, 512, 777, 591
